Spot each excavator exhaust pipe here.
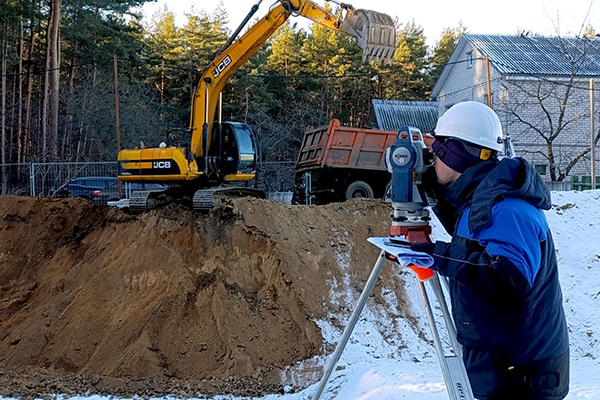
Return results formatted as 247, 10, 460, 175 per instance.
340, 9, 396, 66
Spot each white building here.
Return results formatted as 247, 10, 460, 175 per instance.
431, 34, 600, 188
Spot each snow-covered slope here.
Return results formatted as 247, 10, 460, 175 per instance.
280, 190, 600, 400
2, 190, 599, 400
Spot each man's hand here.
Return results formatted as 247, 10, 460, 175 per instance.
410, 242, 436, 255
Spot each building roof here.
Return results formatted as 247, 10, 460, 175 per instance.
367, 100, 439, 133
431, 33, 600, 99
466, 34, 600, 75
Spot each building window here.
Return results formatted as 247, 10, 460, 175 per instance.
535, 164, 547, 176
466, 51, 473, 69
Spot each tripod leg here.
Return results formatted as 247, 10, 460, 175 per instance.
427, 275, 475, 400
430, 274, 462, 358
312, 250, 387, 400
418, 279, 459, 398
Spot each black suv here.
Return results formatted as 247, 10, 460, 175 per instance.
55, 177, 118, 204
55, 177, 167, 205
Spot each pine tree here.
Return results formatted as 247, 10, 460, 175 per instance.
381, 20, 429, 100
428, 23, 465, 88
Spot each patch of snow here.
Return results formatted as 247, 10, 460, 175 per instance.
2, 190, 600, 400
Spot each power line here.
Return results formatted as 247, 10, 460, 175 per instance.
3, 51, 600, 95
435, 77, 504, 100
0, 54, 477, 80
0, 58, 115, 79
0, 57, 198, 79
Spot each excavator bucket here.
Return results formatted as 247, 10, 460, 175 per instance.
340, 9, 396, 65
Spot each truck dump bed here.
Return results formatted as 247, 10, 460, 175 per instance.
296, 119, 397, 172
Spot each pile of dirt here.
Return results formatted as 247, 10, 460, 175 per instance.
0, 196, 416, 398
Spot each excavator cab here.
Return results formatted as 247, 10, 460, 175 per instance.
216, 122, 257, 179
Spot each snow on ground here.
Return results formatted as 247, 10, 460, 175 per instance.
2, 190, 599, 400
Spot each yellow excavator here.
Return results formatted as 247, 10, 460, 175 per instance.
118, 0, 396, 212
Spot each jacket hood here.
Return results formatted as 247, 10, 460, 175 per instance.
446, 157, 551, 233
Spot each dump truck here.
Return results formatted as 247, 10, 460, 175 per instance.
293, 101, 441, 204
293, 119, 399, 204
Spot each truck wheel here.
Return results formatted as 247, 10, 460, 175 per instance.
345, 180, 374, 200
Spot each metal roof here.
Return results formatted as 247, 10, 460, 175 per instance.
367, 100, 439, 133
465, 33, 600, 76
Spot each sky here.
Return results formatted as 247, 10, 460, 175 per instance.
139, 0, 600, 46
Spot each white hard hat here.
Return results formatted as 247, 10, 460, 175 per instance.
435, 101, 503, 152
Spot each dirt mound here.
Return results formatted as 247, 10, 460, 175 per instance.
0, 196, 412, 398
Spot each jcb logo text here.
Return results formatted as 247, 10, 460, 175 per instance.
153, 161, 171, 169
212, 55, 232, 79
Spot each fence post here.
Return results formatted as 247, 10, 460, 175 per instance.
29, 163, 35, 197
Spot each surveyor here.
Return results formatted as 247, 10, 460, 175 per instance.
411, 101, 569, 399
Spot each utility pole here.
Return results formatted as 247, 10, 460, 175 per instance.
486, 55, 492, 108
113, 54, 121, 154
591, 79, 596, 189
113, 54, 122, 197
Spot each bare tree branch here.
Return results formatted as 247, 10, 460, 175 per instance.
502, 36, 596, 181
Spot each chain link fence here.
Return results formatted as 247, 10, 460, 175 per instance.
1, 161, 592, 205
255, 161, 296, 192
1, 161, 297, 203
29, 162, 119, 197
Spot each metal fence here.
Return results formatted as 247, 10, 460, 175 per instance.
29, 162, 119, 197
0, 161, 297, 201
5, 161, 593, 203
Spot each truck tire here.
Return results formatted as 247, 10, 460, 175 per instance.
345, 180, 374, 200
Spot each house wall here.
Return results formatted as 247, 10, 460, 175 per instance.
434, 42, 504, 112
434, 42, 599, 182
499, 77, 599, 180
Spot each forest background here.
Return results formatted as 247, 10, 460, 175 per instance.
0, 0, 463, 167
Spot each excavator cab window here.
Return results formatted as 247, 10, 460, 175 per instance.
230, 123, 257, 175
221, 124, 238, 175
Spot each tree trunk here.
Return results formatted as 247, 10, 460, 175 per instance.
62, 41, 77, 159
24, 12, 37, 163
9, 54, 16, 163
41, 14, 51, 161
1, 35, 7, 195
48, 0, 62, 160
547, 142, 557, 181
17, 17, 24, 164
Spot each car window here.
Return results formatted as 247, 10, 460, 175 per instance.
69, 179, 84, 186
79, 178, 116, 188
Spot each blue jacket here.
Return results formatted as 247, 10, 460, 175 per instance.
429, 158, 569, 399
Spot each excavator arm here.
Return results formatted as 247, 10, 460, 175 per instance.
192, 0, 396, 161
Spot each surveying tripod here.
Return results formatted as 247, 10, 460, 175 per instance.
313, 127, 474, 400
